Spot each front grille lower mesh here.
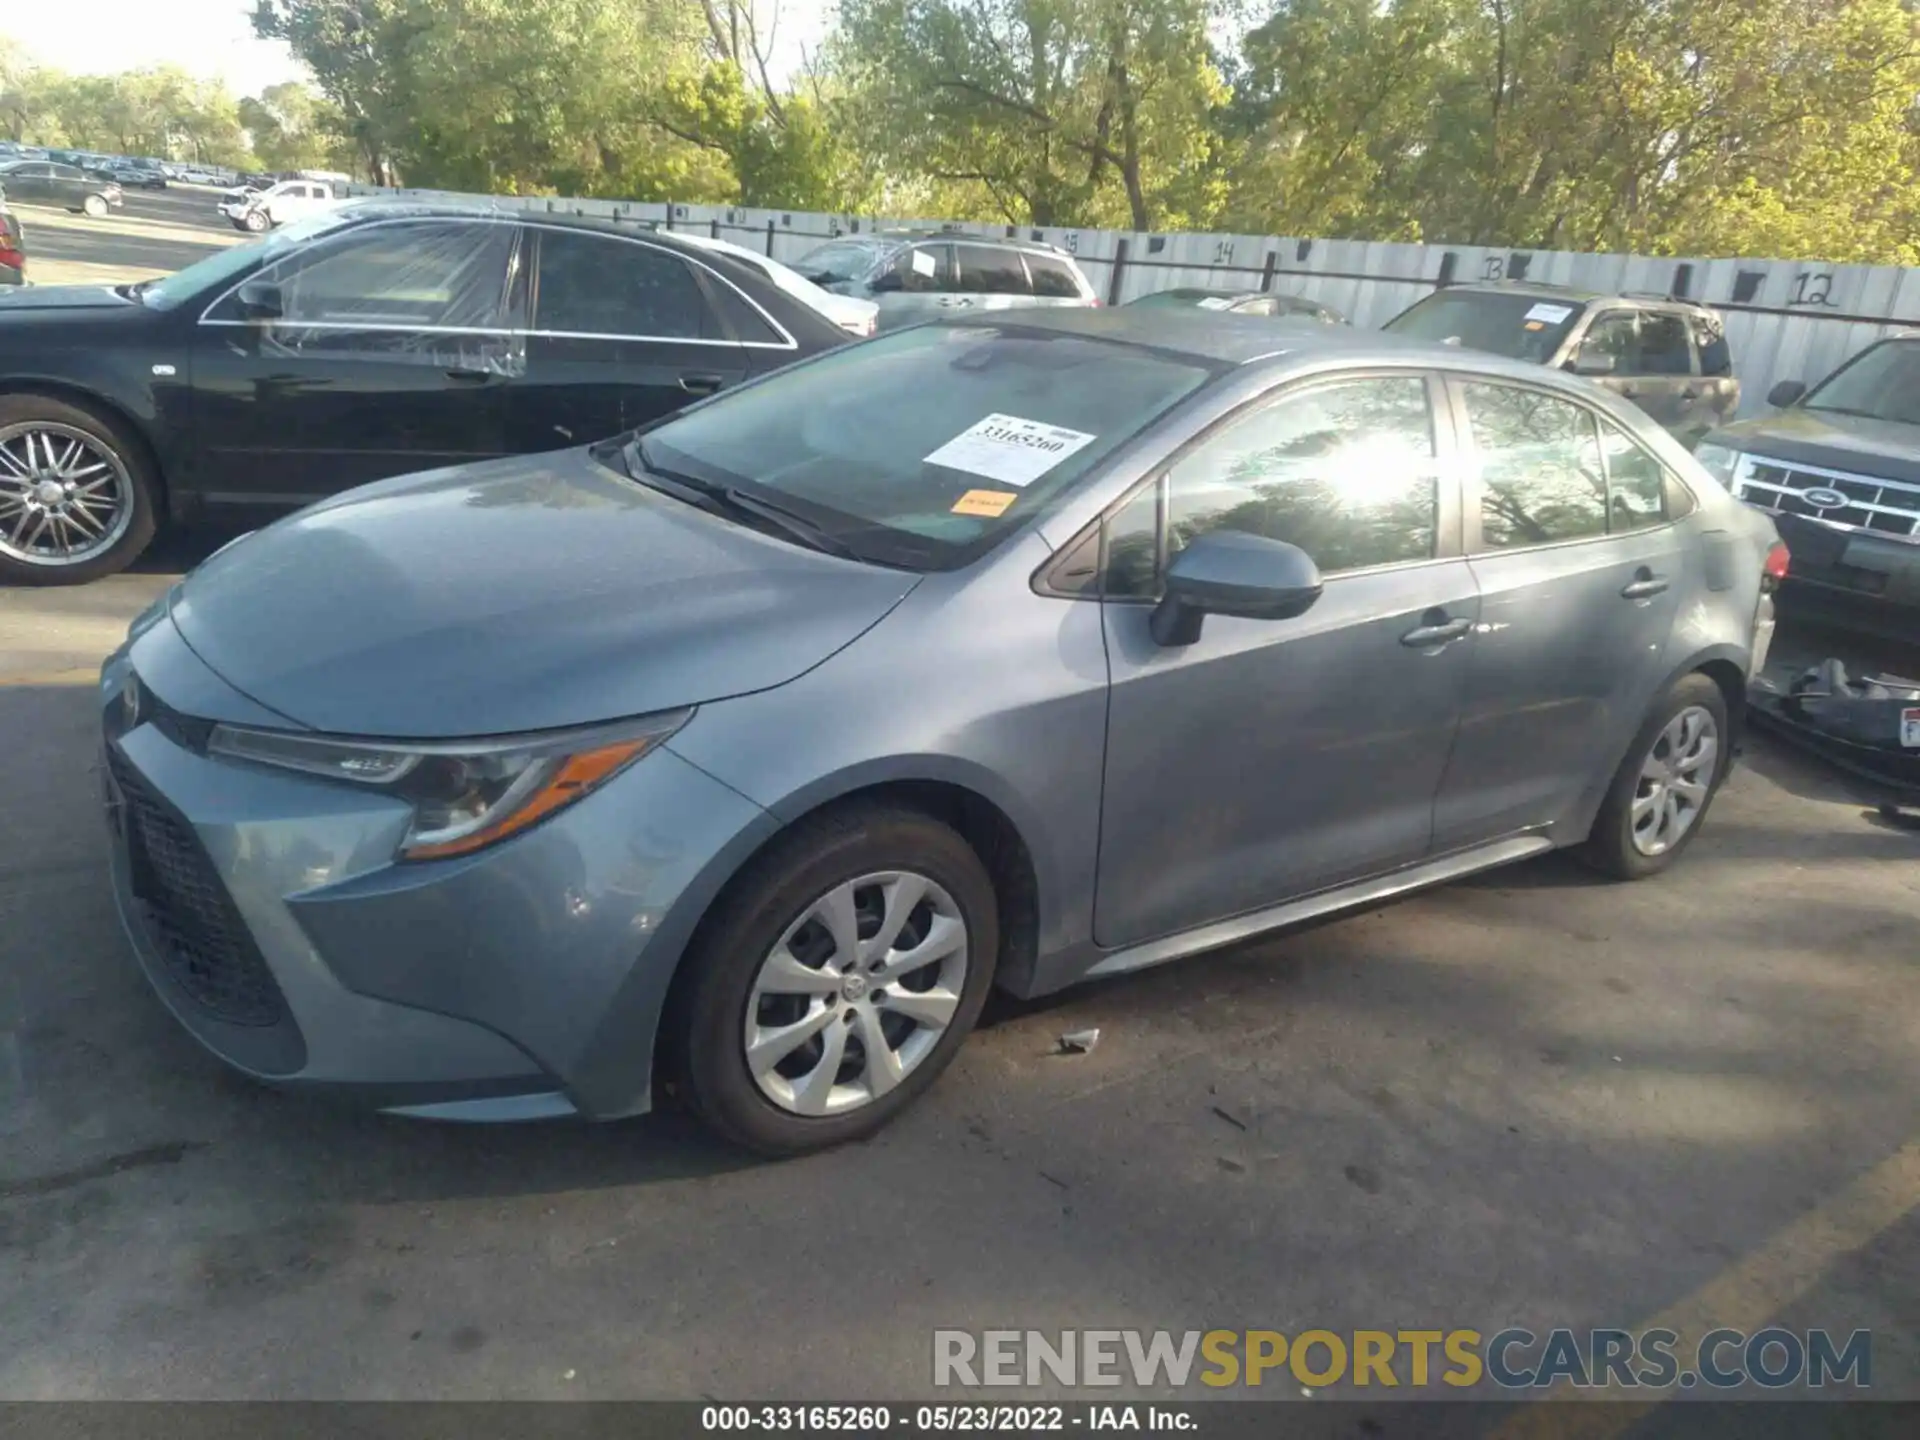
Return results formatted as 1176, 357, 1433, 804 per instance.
107, 747, 287, 1027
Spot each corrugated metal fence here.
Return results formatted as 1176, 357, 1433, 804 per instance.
351, 186, 1920, 418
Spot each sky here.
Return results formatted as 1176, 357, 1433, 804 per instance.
5, 0, 833, 97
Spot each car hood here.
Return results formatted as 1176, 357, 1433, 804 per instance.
1710, 408, 1920, 486
169, 449, 921, 739
0, 284, 134, 313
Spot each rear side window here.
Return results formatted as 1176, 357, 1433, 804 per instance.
954, 244, 1031, 296
1638, 313, 1693, 375
1463, 383, 1608, 547
1026, 255, 1083, 299
701, 269, 786, 345
1164, 376, 1440, 576
1691, 311, 1732, 377
884, 243, 947, 294
537, 230, 711, 339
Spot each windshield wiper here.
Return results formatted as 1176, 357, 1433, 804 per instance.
618, 436, 863, 562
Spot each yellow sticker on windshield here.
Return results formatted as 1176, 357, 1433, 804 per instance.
952, 489, 1018, 518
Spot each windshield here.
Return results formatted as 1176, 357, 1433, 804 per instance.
637, 324, 1217, 570
1384, 291, 1586, 363
1802, 340, 1920, 424
796, 239, 890, 284
135, 208, 365, 310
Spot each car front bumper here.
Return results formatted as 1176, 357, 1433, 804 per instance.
101, 617, 776, 1120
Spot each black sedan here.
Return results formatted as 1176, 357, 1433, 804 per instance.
0, 160, 122, 217
1126, 286, 1347, 325
0, 201, 854, 583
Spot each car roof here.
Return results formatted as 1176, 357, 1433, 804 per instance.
328, 198, 769, 264
963, 305, 1571, 379
1441, 280, 1709, 311
872, 229, 1073, 257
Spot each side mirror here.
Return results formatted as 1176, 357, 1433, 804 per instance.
1570, 350, 1616, 377
234, 279, 283, 322
1150, 530, 1324, 647
1768, 379, 1807, 408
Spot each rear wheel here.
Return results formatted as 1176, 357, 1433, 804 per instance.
670, 803, 999, 1156
1580, 673, 1730, 879
0, 396, 159, 585
82, 193, 108, 218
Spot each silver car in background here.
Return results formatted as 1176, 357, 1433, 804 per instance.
795, 231, 1099, 329
101, 312, 1781, 1156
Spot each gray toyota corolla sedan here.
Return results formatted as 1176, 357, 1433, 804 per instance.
101, 310, 1783, 1155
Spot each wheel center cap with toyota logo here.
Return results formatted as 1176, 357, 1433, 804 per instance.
1799, 486, 1849, 510
841, 973, 869, 1003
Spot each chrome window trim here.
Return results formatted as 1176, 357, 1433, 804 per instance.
195, 212, 798, 350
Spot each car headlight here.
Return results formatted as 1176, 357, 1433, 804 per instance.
1691, 443, 1740, 486
206, 710, 691, 861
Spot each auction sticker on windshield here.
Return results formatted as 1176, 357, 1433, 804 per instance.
1525, 302, 1574, 324
1902, 706, 1920, 747
924, 414, 1097, 487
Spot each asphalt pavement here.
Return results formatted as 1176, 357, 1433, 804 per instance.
0, 208, 1915, 1414
12, 185, 238, 287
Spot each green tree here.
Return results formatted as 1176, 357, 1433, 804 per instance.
241, 81, 356, 172
834, 0, 1230, 230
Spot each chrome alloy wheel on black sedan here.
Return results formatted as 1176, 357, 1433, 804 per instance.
0, 421, 134, 568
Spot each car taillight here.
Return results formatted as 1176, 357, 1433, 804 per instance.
1763, 540, 1790, 591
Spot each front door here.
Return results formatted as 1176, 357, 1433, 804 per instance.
189, 217, 519, 505
505, 226, 752, 453
869, 241, 951, 330
1095, 373, 1478, 949
1432, 377, 1686, 848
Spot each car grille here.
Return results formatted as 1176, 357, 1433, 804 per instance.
1733, 455, 1920, 541
107, 746, 287, 1027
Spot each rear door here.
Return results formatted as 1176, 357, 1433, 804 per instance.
190, 217, 519, 504
505, 226, 752, 452
1432, 376, 1687, 848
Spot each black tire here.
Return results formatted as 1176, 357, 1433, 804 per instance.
0, 394, 160, 585
1579, 673, 1731, 880
669, 803, 999, 1157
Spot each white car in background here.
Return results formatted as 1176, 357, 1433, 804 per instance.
221, 178, 344, 234
676, 231, 879, 338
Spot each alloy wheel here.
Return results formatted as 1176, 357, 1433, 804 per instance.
743, 870, 970, 1117
0, 423, 134, 568
1630, 705, 1718, 856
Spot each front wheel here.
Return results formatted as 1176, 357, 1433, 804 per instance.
1580, 673, 1730, 880
244, 209, 270, 233
0, 396, 159, 585
82, 193, 109, 218
669, 804, 999, 1156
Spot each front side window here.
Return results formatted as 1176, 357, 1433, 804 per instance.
208, 220, 521, 373
954, 244, 1031, 296
1599, 420, 1670, 531
1463, 383, 1607, 547
536, 230, 711, 339
1637, 313, 1693, 375
1577, 313, 1638, 371
638, 323, 1216, 570
1164, 376, 1440, 577
882, 243, 947, 294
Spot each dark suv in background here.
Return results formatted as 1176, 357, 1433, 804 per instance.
1384, 282, 1738, 445
1696, 335, 1920, 618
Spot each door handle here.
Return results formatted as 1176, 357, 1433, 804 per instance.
1400, 614, 1474, 648
937, 297, 974, 308
678, 373, 726, 396
1621, 572, 1670, 600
